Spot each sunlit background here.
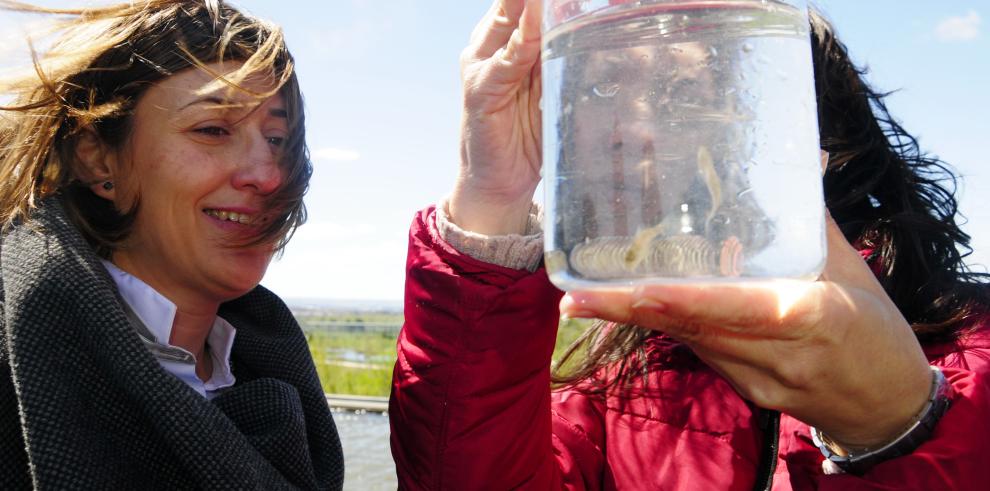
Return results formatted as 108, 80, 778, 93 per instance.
2, 1, 987, 304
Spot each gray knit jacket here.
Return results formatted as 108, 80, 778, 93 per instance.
0, 197, 343, 490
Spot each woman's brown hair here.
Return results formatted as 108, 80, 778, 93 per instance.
552, 8, 990, 395
0, 0, 310, 255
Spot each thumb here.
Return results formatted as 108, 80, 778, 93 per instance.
820, 208, 884, 296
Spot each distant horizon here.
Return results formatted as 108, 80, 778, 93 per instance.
281, 296, 404, 312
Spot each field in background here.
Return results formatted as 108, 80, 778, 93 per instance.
297, 307, 592, 397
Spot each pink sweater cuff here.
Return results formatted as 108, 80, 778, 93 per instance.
434, 199, 544, 272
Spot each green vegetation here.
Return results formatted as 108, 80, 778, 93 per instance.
299, 312, 404, 326
553, 317, 593, 363
313, 362, 394, 397
304, 329, 396, 396
304, 330, 396, 361
551, 317, 595, 376
302, 311, 594, 397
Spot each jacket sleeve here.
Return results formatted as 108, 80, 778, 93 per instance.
812, 331, 990, 490
0, 282, 34, 490
389, 206, 605, 490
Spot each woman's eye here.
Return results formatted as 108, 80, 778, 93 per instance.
193, 126, 230, 137
267, 136, 286, 148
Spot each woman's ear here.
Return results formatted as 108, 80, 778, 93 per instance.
74, 127, 118, 200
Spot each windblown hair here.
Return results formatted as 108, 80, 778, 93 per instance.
552, 8, 990, 394
0, 0, 310, 255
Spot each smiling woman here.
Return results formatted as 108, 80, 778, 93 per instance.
90, 66, 293, 310
0, 1, 342, 489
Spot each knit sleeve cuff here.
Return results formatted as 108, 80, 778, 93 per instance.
434, 198, 544, 272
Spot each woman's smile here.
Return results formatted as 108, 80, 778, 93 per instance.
104, 62, 288, 305
203, 208, 256, 225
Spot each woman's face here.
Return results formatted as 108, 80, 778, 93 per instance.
110, 63, 289, 307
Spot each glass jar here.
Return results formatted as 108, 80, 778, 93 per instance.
542, 0, 825, 289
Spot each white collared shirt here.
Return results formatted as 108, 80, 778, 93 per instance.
102, 260, 236, 399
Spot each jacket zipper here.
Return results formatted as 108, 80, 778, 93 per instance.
753, 409, 781, 491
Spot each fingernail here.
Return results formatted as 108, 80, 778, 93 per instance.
631, 298, 667, 313
560, 294, 596, 319
561, 310, 595, 320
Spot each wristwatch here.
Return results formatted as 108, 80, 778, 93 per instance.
811, 366, 953, 475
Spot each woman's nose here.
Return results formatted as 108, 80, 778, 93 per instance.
232, 135, 284, 195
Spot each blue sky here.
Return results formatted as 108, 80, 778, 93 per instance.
1, 1, 987, 302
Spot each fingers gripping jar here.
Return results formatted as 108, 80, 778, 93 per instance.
541, 0, 826, 289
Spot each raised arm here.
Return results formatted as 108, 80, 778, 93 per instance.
391, 2, 612, 488
389, 205, 565, 489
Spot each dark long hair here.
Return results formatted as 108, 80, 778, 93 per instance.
552, 8, 990, 394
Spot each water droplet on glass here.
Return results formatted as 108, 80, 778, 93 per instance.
742, 43, 754, 53
593, 82, 621, 98
709, 46, 718, 58
563, 103, 573, 115
736, 188, 754, 199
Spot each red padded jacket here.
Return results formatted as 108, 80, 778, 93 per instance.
390, 206, 990, 490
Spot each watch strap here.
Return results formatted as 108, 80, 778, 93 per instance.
811, 366, 953, 475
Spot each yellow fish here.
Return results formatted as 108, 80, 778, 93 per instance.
623, 146, 721, 271
624, 222, 664, 270
697, 145, 722, 227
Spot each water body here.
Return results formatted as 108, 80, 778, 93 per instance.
333, 409, 396, 490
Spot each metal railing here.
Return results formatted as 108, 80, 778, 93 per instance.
326, 393, 389, 412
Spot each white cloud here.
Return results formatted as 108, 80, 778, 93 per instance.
263, 213, 409, 300
263, 236, 406, 301
935, 11, 982, 42
311, 147, 361, 162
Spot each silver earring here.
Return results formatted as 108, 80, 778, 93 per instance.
102, 181, 113, 191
